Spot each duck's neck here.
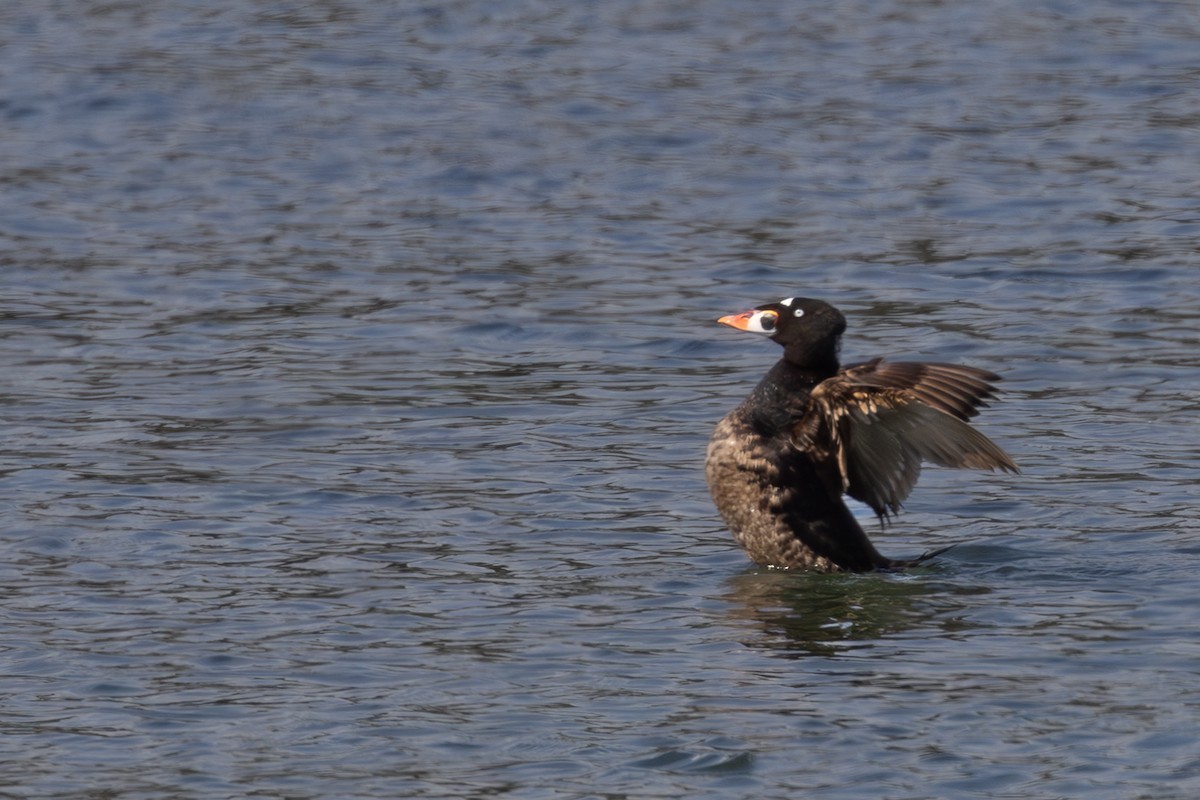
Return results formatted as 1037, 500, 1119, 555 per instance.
745, 357, 837, 420
782, 337, 841, 376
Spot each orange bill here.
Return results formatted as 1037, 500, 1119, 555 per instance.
717, 310, 755, 330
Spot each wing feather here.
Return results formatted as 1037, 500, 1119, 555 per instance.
801, 359, 1018, 519
842, 359, 1001, 421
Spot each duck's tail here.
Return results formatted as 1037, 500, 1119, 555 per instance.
881, 541, 959, 570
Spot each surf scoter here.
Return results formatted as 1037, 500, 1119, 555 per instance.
705, 296, 1017, 572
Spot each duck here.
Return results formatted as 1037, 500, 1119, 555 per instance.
705, 296, 1017, 572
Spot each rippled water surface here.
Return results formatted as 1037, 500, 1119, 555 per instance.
2, 1, 1199, 797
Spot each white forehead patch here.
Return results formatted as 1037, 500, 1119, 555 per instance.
779, 296, 804, 317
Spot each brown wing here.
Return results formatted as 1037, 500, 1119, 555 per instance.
797, 359, 1019, 519
840, 358, 1002, 421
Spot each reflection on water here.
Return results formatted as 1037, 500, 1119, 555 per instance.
720, 573, 945, 652
723, 569, 979, 656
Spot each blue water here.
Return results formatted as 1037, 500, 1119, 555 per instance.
2, 1, 1199, 797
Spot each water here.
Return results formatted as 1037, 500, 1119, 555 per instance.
2, 1, 1199, 797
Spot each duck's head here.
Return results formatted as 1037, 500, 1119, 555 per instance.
717, 296, 845, 370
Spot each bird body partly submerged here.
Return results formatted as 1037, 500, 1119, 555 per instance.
705, 297, 1017, 572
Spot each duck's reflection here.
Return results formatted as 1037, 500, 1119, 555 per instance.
722, 565, 988, 656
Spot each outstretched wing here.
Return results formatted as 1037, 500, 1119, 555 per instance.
796, 359, 1018, 519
